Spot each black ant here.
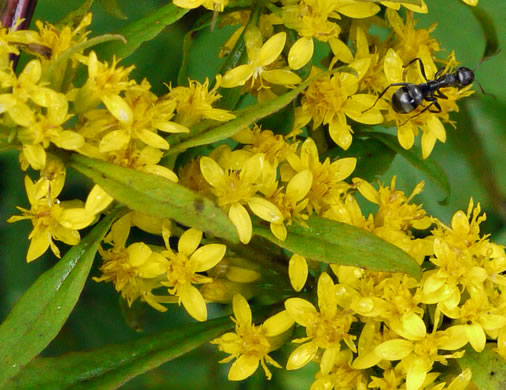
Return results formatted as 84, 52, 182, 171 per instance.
363, 58, 474, 123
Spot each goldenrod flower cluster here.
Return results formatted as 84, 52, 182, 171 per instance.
2, 0, 503, 389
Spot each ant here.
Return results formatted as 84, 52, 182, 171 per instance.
363, 58, 474, 123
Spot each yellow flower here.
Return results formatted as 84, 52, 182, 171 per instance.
352, 25, 387, 94
385, 9, 439, 63
266, 169, 313, 241
353, 176, 432, 263
221, 28, 301, 91
353, 313, 468, 390
94, 218, 172, 312
160, 228, 226, 321
283, 138, 356, 214
73, 51, 137, 121
167, 77, 235, 127
285, 272, 357, 370
440, 296, 506, 353
0, 21, 39, 68
79, 82, 188, 153
211, 294, 284, 380
419, 239, 488, 309
311, 349, 368, 390
0, 59, 67, 128
34, 13, 92, 60
8, 175, 94, 262
232, 125, 297, 165
200, 153, 282, 244
382, 0, 428, 14
173, 0, 228, 12
281, 0, 379, 43
15, 88, 82, 170
301, 61, 383, 150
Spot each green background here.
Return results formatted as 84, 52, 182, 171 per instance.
0, 0, 504, 388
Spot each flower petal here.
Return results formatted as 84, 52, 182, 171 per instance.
200, 156, 226, 188
178, 228, 202, 256
233, 293, 252, 325
102, 94, 133, 123
374, 339, 413, 360
181, 284, 207, 322
288, 37, 314, 70
263, 310, 294, 337
228, 354, 259, 381
191, 243, 226, 272
286, 342, 318, 370
257, 32, 286, 67
229, 203, 252, 244
285, 297, 316, 326
289, 254, 308, 292
247, 197, 283, 223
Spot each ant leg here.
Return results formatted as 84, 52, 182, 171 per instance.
404, 58, 428, 81
433, 90, 448, 100
362, 83, 410, 113
399, 101, 441, 126
427, 101, 442, 113
434, 67, 445, 79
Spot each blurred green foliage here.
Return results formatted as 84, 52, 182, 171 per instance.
0, 0, 504, 388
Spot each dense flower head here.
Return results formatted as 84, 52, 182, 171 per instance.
8, 173, 94, 262
211, 294, 284, 380
3, 3, 502, 390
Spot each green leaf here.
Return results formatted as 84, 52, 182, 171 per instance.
325, 137, 396, 182
253, 216, 422, 279
98, 0, 127, 20
213, 4, 262, 111
452, 102, 505, 216
457, 345, 506, 390
56, 0, 94, 28
70, 154, 239, 243
95, 3, 189, 61
0, 208, 122, 388
370, 132, 451, 202
167, 72, 324, 156
6, 316, 232, 390
178, 13, 215, 86
470, 5, 499, 59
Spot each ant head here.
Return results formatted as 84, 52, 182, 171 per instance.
456, 67, 474, 87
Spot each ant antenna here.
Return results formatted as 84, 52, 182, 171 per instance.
472, 48, 500, 99
473, 48, 501, 72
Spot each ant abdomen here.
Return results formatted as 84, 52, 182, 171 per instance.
392, 85, 424, 114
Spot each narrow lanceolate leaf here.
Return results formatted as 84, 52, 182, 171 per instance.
6, 316, 232, 390
457, 345, 506, 390
470, 5, 499, 59
167, 74, 318, 156
253, 216, 422, 279
95, 3, 189, 60
71, 154, 239, 243
56, 0, 94, 28
371, 132, 450, 201
178, 12, 215, 86
452, 102, 505, 218
98, 0, 127, 19
0, 208, 122, 388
